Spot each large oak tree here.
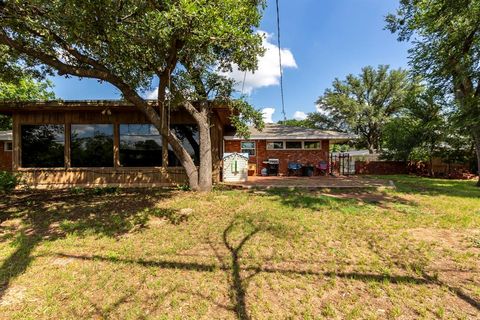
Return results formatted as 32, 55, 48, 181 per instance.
316, 65, 413, 153
387, 0, 480, 185
0, 0, 265, 191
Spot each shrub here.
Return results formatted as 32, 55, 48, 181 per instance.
0, 171, 21, 193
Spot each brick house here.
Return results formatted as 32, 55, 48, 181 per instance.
0, 130, 13, 171
224, 124, 355, 176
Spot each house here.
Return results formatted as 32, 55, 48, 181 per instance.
224, 124, 355, 176
0, 100, 230, 187
0, 130, 13, 171
0, 100, 356, 187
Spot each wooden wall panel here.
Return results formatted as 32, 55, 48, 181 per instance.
18, 168, 188, 188
12, 108, 222, 187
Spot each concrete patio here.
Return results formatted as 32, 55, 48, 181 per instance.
222, 175, 395, 190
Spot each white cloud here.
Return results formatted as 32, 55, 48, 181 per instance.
146, 88, 158, 100
227, 31, 297, 94
261, 107, 275, 123
145, 31, 297, 98
293, 111, 307, 120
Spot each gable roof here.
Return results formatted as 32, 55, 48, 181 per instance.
223, 152, 250, 161
0, 130, 12, 141
224, 124, 356, 142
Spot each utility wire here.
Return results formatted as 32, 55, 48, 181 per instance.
275, 0, 286, 121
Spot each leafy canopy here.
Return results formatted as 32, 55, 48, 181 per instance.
386, 0, 480, 129
0, 76, 55, 130
316, 65, 414, 152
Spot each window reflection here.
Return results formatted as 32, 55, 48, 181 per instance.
168, 125, 200, 167
71, 124, 113, 167
21, 125, 65, 168
119, 124, 163, 167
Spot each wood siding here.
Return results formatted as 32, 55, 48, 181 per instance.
12, 108, 224, 187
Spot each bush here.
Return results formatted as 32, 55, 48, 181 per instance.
0, 171, 21, 193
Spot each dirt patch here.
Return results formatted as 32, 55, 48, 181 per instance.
0, 285, 26, 307
408, 228, 480, 252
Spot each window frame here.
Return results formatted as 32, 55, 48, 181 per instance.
240, 141, 256, 156
303, 141, 322, 150
119, 124, 163, 168
266, 141, 284, 150
20, 124, 66, 168
70, 123, 115, 168
4, 141, 12, 152
265, 140, 322, 150
285, 140, 303, 150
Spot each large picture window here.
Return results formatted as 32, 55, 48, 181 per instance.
71, 124, 114, 167
168, 125, 200, 167
21, 125, 65, 168
119, 124, 163, 167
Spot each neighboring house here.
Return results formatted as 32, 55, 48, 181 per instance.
0, 130, 13, 171
0, 100, 230, 187
224, 124, 355, 176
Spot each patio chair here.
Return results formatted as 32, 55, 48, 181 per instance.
316, 160, 329, 176
287, 162, 303, 176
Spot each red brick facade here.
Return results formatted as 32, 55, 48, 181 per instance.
0, 141, 13, 171
225, 140, 330, 175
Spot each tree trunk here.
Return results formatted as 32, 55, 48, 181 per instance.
197, 105, 213, 192
473, 128, 480, 187
367, 144, 375, 154
167, 130, 200, 191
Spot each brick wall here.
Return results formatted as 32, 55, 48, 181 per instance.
355, 161, 408, 175
0, 141, 13, 171
225, 139, 330, 175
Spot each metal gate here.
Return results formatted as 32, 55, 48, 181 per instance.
329, 153, 354, 176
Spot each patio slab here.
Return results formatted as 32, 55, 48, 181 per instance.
222, 175, 395, 190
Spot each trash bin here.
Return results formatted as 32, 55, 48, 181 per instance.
304, 165, 314, 177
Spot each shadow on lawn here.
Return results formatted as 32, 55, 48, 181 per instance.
380, 175, 480, 199
52, 213, 480, 318
0, 188, 174, 301
263, 188, 417, 211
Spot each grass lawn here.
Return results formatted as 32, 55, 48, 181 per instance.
0, 175, 479, 319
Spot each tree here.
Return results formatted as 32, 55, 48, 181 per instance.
387, 0, 480, 185
0, 0, 265, 192
278, 112, 347, 131
0, 76, 55, 130
383, 88, 448, 175
316, 65, 413, 153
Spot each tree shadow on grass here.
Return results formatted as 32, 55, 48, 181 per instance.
53, 248, 480, 317
377, 175, 480, 199
52, 210, 479, 317
263, 188, 418, 212
0, 188, 175, 301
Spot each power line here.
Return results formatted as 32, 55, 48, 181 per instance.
275, 0, 286, 121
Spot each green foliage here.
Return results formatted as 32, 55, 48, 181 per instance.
316, 65, 415, 153
0, 76, 55, 101
387, 0, 480, 181
229, 98, 264, 139
0, 0, 266, 190
383, 88, 447, 161
0, 75, 55, 130
279, 113, 350, 131
0, 171, 21, 193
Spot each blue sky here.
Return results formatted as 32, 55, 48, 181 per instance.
50, 0, 411, 123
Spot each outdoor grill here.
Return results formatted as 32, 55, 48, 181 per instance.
262, 158, 280, 176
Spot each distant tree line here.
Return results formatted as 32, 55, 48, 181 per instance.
280, 0, 480, 185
